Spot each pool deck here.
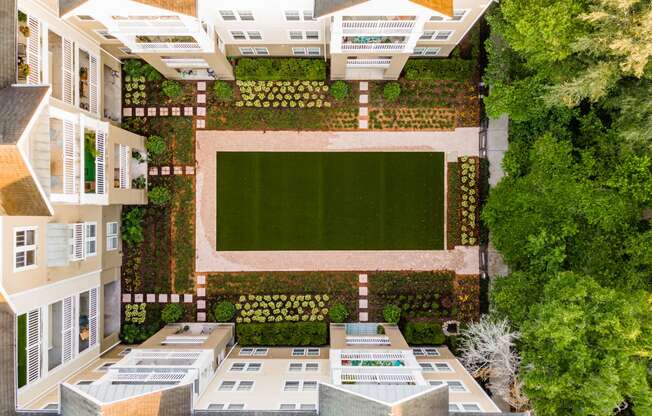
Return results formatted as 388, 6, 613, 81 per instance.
196, 129, 480, 273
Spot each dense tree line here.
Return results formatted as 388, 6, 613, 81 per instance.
482, 1, 652, 414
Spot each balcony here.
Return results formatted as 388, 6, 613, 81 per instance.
49, 117, 79, 200
347, 58, 392, 68
341, 36, 407, 53
130, 35, 202, 52
341, 20, 416, 35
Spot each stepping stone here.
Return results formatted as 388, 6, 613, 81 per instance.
359, 107, 368, 117
159, 107, 169, 116
197, 81, 206, 91
197, 312, 206, 322
359, 312, 368, 322
197, 300, 206, 310
359, 81, 368, 91
359, 287, 368, 296
196, 275, 206, 285
135, 108, 145, 116
149, 167, 158, 176
174, 166, 183, 175
197, 287, 205, 297
171, 107, 181, 116
196, 119, 205, 129
359, 94, 368, 104
184, 107, 193, 116
161, 166, 170, 175
147, 107, 157, 116
358, 274, 368, 283
122, 294, 132, 303
359, 299, 368, 309
358, 119, 368, 129
171, 294, 180, 303
197, 94, 206, 104
196, 107, 206, 116
185, 166, 195, 175
146, 294, 156, 303
134, 294, 144, 303
184, 294, 193, 303
123, 108, 133, 117
159, 294, 168, 303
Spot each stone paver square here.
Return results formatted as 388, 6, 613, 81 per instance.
146, 293, 156, 303
158, 294, 168, 303
359, 299, 368, 309
197, 300, 206, 310
359, 286, 368, 296
171, 294, 180, 303
359, 94, 368, 104
197, 81, 206, 91
197, 287, 205, 297
135, 108, 145, 116
184, 294, 193, 303
184, 107, 194, 116
358, 274, 368, 283
196, 275, 206, 284
185, 166, 195, 175
149, 167, 158, 176
360, 81, 368, 91
174, 166, 183, 175
122, 294, 132, 303
172, 107, 181, 116
196, 119, 205, 129
197, 312, 206, 322
148, 107, 157, 116
197, 94, 206, 104
358, 119, 368, 129
159, 107, 169, 116
359, 312, 368, 322
134, 294, 143, 303
359, 107, 368, 116
196, 107, 206, 116
161, 166, 170, 175
123, 108, 133, 117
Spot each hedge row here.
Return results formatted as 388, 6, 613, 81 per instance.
403, 321, 446, 345
236, 322, 327, 346
235, 58, 326, 80
404, 59, 475, 82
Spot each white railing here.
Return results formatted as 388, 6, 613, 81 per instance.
341, 43, 406, 52
341, 352, 404, 360
346, 59, 392, 68
118, 144, 129, 189
341, 20, 415, 34
345, 335, 392, 345
340, 373, 416, 385
162, 58, 209, 69
133, 42, 202, 51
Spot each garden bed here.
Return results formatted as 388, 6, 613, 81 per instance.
121, 117, 194, 166
171, 175, 195, 293
120, 302, 196, 345
122, 59, 196, 108
447, 162, 460, 248
458, 156, 480, 246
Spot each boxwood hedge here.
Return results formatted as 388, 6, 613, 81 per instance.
235, 58, 326, 80
236, 322, 327, 346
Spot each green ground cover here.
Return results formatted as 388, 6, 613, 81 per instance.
216, 152, 444, 250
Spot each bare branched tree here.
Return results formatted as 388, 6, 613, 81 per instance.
458, 316, 529, 410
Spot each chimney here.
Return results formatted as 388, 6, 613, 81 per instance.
0, 0, 17, 89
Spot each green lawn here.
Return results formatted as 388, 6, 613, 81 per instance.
216, 152, 444, 250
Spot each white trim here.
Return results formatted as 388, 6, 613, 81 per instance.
106, 222, 119, 251
420, 361, 453, 372
449, 402, 483, 412
230, 30, 263, 41
428, 379, 469, 392
229, 362, 262, 372
84, 222, 97, 257
13, 226, 38, 272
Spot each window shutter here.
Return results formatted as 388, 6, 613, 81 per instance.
70, 223, 84, 261
89, 288, 98, 347
89, 55, 98, 114
27, 16, 40, 84
61, 296, 74, 363
95, 131, 106, 194
119, 145, 129, 189
26, 309, 41, 383
63, 120, 77, 194
62, 38, 74, 105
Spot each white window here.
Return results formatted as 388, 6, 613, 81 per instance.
14, 227, 37, 271
240, 347, 268, 356
420, 31, 435, 40
95, 30, 116, 40
280, 404, 296, 410
289, 31, 303, 41
219, 10, 236, 21
302, 381, 318, 391
413, 347, 440, 357
306, 47, 321, 56
289, 362, 303, 372
450, 403, 482, 412
254, 47, 269, 56
420, 362, 453, 372
413, 47, 441, 56
228, 404, 245, 410
230, 362, 262, 372
300, 404, 317, 410
284, 10, 300, 21
305, 362, 319, 371
303, 10, 314, 21
283, 381, 300, 391
239, 47, 268, 56
451, 9, 469, 21
429, 380, 468, 392
305, 31, 319, 40
292, 347, 320, 356
237, 381, 254, 391
218, 381, 236, 391
69, 223, 84, 261
208, 404, 224, 410
293, 47, 307, 56
434, 30, 453, 41
85, 222, 97, 257
288, 31, 319, 41
106, 222, 119, 251
237, 10, 254, 21
288, 362, 319, 372
307, 348, 320, 356
230, 31, 246, 40
239, 47, 255, 56
247, 31, 262, 40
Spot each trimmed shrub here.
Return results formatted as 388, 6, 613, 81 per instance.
121, 207, 144, 246
383, 305, 402, 324
236, 322, 327, 346
123, 59, 162, 82
235, 58, 326, 80
146, 135, 166, 156
328, 303, 348, 323
148, 186, 171, 205
383, 82, 401, 102
161, 303, 184, 324
214, 301, 236, 322
213, 81, 233, 100
161, 80, 183, 99
404, 59, 475, 82
403, 321, 446, 345
330, 81, 349, 100
120, 323, 160, 344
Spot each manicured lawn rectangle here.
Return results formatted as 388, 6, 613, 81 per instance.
216, 152, 444, 250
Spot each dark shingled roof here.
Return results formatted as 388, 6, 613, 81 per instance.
0, 146, 51, 216
314, 0, 453, 18
0, 86, 50, 145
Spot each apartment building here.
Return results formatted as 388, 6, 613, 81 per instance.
0, 0, 148, 412
59, 0, 493, 81
27, 322, 503, 414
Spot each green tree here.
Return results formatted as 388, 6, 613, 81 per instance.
519, 273, 652, 416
